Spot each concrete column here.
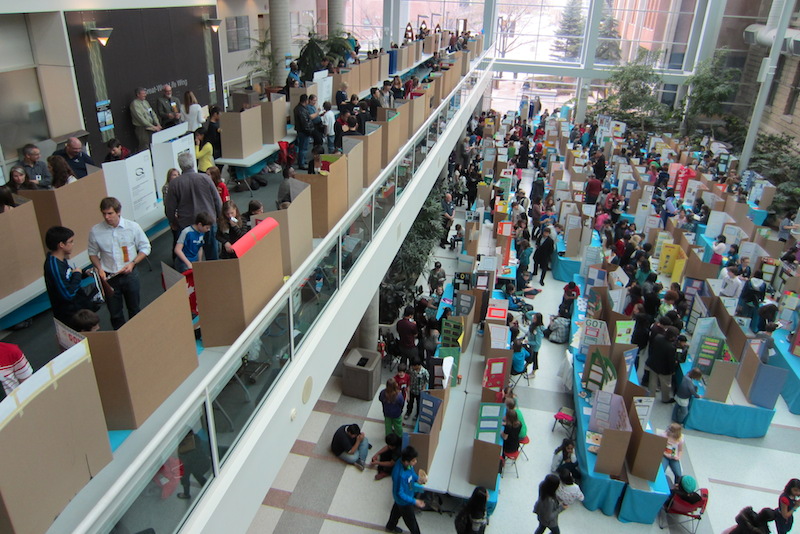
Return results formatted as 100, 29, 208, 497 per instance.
382, 0, 393, 49
269, 0, 291, 86
328, 0, 345, 37
740, 0, 795, 170
357, 289, 380, 349
580, 0, 604, 69
482, 0, 497, 52
693, 0, 728, 66
573, 78, 590, 123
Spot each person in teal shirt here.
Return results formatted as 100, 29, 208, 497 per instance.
386, 446, 424, 534
511, 339, 531, 375
527, 313, 544, 378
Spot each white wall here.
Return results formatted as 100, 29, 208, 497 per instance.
0, 14, 35, 71
216, 0, 264, 84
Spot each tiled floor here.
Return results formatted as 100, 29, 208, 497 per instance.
247, 189, 800, 534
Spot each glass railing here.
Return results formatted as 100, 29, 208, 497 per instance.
65, 46, 496, 534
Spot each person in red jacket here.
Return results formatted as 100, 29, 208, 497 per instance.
585, 176, 603, 204
0, 342, 33, 396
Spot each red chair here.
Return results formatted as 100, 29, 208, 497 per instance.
519, 436, 531, 460
658, 489, 709, 534
501, 450, 521, 478
552, 407, 576, 439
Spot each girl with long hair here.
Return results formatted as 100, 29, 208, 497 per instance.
533, 474, 564, 534
47, 155, 76, 188
455, 486, 488, 534
379, 378, 405, 438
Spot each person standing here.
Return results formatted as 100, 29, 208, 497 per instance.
775, 479, 800, 534
778, 211, 799, 243
155, 84, 183, 128
88, 197, 152, 330
293, 94, 314, 168
584, 174, 602, 205
533, 474, 564, 534
165, 153, 223, 261
379, 378, 405, 438
532, 228, 555, 286
397, 306, 418, 365
673, 368, 702, 423
43, 226, 86, 328
385, 446, 425, 534
0, 342, 33, 396
645, 327, 679, 403
439, 193, 455, 248
18, 144, 52, 188
130, 87, 162, 152
182, 91, 204, 132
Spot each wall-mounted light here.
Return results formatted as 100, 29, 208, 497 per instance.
205, 18, 222, 33
88, 27, 113, 46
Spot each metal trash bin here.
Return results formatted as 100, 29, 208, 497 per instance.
342, 348, 382, 400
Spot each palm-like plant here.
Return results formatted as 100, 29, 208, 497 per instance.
238, 29, 277, 86
297, 31, 353, 82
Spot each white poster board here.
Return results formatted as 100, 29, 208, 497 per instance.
314, 70, 333, 107
101, 150, 161, 230
705, 211, 734, 238
151, 132, 194, 199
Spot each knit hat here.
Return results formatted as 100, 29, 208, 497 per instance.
681, 476, 698, 493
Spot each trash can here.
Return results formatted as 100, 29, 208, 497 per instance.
342, 348, 381, 400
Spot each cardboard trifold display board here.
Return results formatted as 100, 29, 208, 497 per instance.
19, 170, 109, 256
0, 198, 43, 300
260, 95, 288, 144
0, 341, 112, 534
85, 280, 198, 429
258, 187, 313, 277
296, 154, 349, 238
219, 106, 264, 160
193, 217, 285, 347
407, 387, 450, 473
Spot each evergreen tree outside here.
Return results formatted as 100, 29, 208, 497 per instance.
595, 0, 621, 64
551, 0, 586, 61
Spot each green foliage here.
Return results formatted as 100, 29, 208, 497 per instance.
297, 33, 353, 82
379, 184, 444, 322
551, 0, 585, 61
596, 0, 621, 64
682, 49, 740, 132
238, 29, 276, 86
591, 50, 666, 131
749, 133, 800, 213
714, 115, 747, 153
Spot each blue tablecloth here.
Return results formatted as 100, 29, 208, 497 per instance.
747, 202, 769, 226
676, 360, 775, 438
698, 233, 715, 263
771, 330, 800, 414
619, 213, 634, 224
572, 360, 626, 516
619, 476, 671, 523
436, 283, 455, 320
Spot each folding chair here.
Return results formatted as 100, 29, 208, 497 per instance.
658, 489, 709, 534
552, 407, 576, 439
501, 450, 521, 478
510, 369, 530, 387
519, 436, 531, 460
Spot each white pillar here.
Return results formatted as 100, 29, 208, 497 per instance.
574, 78, 590, 123
269, 0, 291, 86
740, 0, 795, 170
482, 0, 497, 52
328, 0, 345, 37
358, 289, 380, 349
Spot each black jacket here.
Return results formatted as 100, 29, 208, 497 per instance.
646, 333, 677, 375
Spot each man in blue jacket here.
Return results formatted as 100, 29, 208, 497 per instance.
386, 446, 425, 533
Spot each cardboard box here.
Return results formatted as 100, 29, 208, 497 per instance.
193, 218, 285, 346
259, 187, 313, 277
352, 124, 384, 187
296, 155, 350, 237
219, 106, 264, 159
0, 341, 112, 534
625, 403, 668, 481
332, 69, 354, 99
85, 280, 198, 429
0, 199, 43, 299
360, 59, 374, 95
379, 53, 390, 80
342, 137, 365, 206
19, 170, 108, 256
407, 388, 450, 472
260, 95, 288, 144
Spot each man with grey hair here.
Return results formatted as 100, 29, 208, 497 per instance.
130, 87, 161, 152
155, 84, 183, 128
18, 143, 52, 187
165, 152, 222, 260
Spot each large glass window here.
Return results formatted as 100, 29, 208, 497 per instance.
225, 16, 251, 53
610, 0, 694, 68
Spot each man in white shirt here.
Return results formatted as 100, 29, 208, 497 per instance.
321, 101, 337, 154
88, 197, 152, 329
719, 266, 744, 299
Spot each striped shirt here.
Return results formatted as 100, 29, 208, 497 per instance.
0, 343, 33, 395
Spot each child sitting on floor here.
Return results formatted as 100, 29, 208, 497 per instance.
555, 468, 584, 509
370, 433, 401, 480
